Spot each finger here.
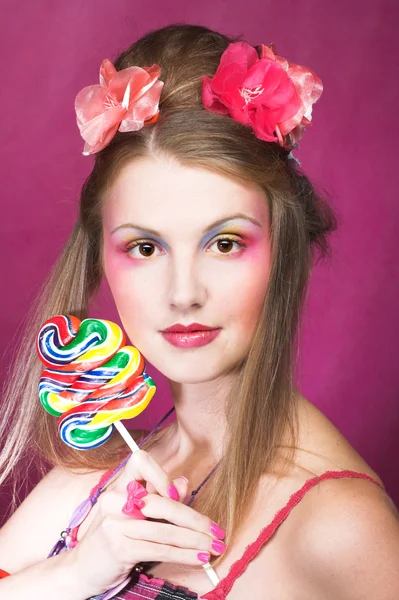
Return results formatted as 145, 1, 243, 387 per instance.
120, 539, 212, 567
146, 475, 188, 500
172, 476, 189, 502
117, 450, 176, 499
145, 481, 156, 495
139, 493, 217, 537
122, 519, 226, 556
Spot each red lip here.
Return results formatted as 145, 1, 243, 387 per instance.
161, 328, 221, 349
161, 323, 217, 333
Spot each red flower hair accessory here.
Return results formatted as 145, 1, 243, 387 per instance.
75, 58, 164, 155
201, 42, 323, 149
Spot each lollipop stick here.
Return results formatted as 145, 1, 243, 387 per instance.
202, 561, 220, 584
115, 423, 219, 583
115, 418, 219, 584
114, 421, 140, 453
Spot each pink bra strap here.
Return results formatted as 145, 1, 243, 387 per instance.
89, 465, 121, 499
218, 470, 385, 597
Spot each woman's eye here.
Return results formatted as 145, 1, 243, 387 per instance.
125, 236, 245, 259
208, 236, 245, 255
125, 241, 161, 258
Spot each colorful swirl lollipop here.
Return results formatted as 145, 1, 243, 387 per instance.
37, 315, 156, 451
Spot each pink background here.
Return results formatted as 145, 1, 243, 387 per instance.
0, 0, 398, 518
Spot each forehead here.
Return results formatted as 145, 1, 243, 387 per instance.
102, 156, 270, 233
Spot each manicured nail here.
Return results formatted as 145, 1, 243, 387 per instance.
168, 483, 180, 500
211, 539, 226, 554
210, 522, 226, 539
197, 552, 211, 563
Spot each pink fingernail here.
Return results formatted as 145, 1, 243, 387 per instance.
168, 484, 180, 501
211, 539, 226, 554
210, 522, 226, 539
197, 552, 210, 563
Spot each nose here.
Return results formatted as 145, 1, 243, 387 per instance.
168, 254, 207, 311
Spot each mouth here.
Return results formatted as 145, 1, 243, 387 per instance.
160, 325, 222, 349
161, 323, 218, 334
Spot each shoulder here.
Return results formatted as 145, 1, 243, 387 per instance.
0, 465, 106, 573
290, 474, 399, 599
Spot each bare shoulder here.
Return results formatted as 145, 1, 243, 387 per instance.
0, 464, 107, 573
295, 393, 384, 483
277, 394, 399, 597
290, 473, 399, 599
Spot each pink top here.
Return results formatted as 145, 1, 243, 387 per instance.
82, 468, 385, 599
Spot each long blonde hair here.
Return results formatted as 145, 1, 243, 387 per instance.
0, 24, 337, 549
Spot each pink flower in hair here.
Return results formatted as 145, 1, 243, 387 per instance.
75, 58, 164, 155
202, 42, 323, 148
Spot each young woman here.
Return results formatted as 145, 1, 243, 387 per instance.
0, 23, 398, 600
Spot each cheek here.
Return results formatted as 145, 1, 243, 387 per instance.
232, 270, 269, 330
215, 247, 271, 326
103, 246, 156, 332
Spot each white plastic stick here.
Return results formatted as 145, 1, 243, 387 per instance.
114, 421, 140, 452
202, 561, 220, 585
115, 421, 220, 585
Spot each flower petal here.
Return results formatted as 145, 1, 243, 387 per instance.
75, 83, 126, 154
257, 62, 300, 111
202, 76, 230, 114
278, 65, 323, 136
260, 44, 276, 61
229, 106, 252, 126
214, 67, 248, 110
99, 58, 117, 88
243, 59, 275, 92
287, 123, 306, 147
119, 79, 164, 132
107, 66, 148, 104
250, 105, 278, 142
202, 42, 259, 113
75, 85, 115, 124
218, 42, 259, 72
81, 108, 124, 155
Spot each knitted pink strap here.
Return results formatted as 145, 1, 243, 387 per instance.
89, 465, 121, 499
202, 470, 385, 599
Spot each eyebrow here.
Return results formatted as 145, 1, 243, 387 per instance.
111, 213, 262, 237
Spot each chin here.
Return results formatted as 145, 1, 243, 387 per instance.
130, 333, 246, 383
154, 363, 223, 384
149, 353, 244, 385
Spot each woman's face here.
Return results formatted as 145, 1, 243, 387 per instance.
102, 156, 272, 383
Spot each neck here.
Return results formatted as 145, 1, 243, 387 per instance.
164, 372, 237, 465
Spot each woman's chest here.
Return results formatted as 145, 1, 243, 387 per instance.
146, 525, 316, 600
144, 477, 321, 600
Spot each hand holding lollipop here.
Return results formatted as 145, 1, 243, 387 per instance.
36, 314, 220, 589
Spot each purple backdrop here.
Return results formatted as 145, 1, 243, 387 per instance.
1, 0, 398, 518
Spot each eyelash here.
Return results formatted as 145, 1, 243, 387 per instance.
124, 235, 246, 259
